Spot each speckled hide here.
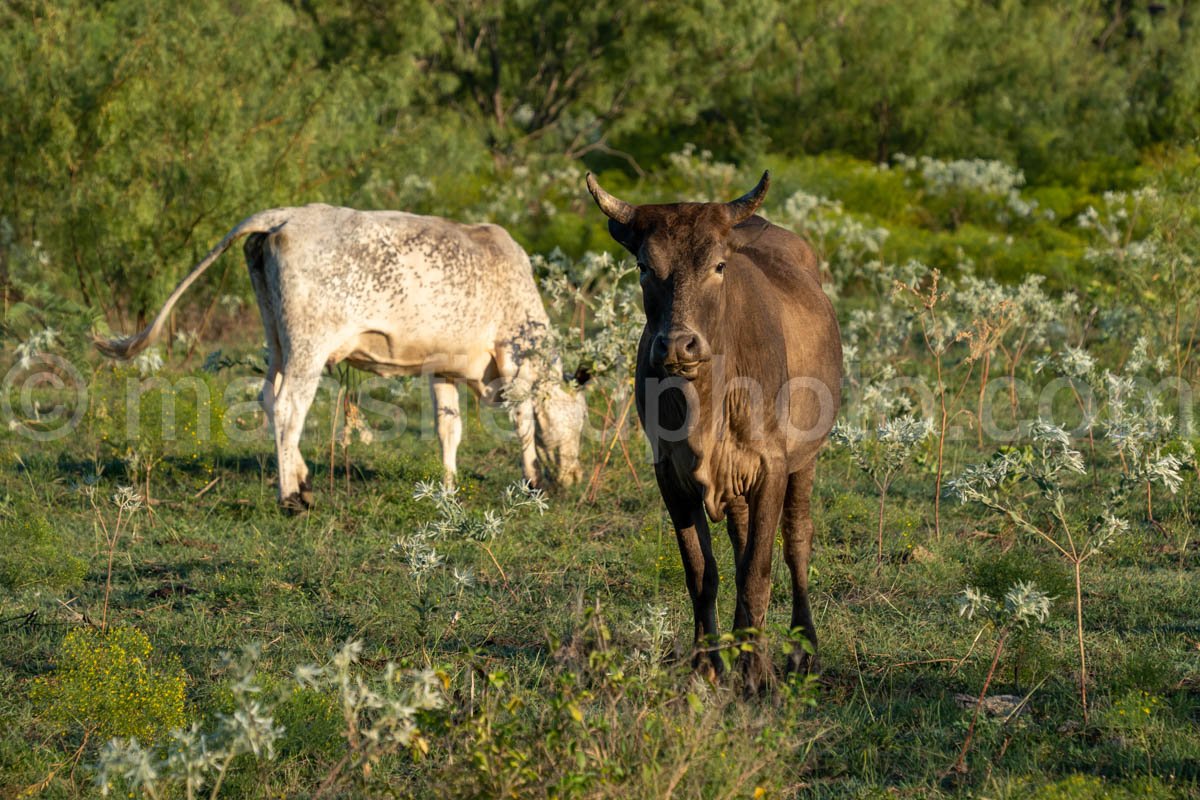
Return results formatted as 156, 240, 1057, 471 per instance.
587, 173, 842, 693
96, 204, 585, 510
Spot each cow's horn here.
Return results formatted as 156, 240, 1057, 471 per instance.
726, 170, 770, 223
585, 173, 635, 225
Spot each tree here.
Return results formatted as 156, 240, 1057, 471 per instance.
0, 0, 439, 325
425, 0, 776, 162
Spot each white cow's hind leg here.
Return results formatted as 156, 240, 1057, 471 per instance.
431, 378, 462, 488
260, 366, 280, 433
272, 359, 324, 511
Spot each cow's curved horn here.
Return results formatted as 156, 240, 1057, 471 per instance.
585, 173, 636, 225
726, 171, 770, 224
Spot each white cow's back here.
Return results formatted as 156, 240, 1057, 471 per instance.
258, 204, 548, 386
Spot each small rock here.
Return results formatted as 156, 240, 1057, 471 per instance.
953, 693, 1027, 717
1057, 719, 1082, 734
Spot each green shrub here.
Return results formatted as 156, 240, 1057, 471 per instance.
31, 626, 188, 743
1025, 774, 1180, 800
437, 609, 817, 800
275, 687, 342, 760
85, 366, 231, 493
822, 489, 878, 546
779, 153, 913, 221
0, 512, 86, 593
968, 548, 1073, 607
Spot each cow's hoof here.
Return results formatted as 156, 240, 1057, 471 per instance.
690, 645, 726, 682
739, 650, 776, 698
690, 657, 721, 685
281, 492, 312, 515
299, 479, 314, 508
785, 650, 819, 678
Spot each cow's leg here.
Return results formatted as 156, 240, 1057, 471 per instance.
725, 495, 751, 636
489, 347, 539, 486
258, 346, 282, 439
430, 378, 462, 488
514, 396, 539, 488
657, 468, 721, 676
272, 357, 324, 512
782, 462, 819, 675
260, 367, 279, 431
737, 475, 787, 694
246, 234, 284, 464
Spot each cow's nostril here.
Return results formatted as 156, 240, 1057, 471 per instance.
650, 335, 669, 366
667, 329, 710, 364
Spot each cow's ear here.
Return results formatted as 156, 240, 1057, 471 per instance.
727, 215, 770, 252
608, 219, 641, 254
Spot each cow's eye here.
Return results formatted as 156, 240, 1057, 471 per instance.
715, 262, 726, 275
637, 262, 649, 273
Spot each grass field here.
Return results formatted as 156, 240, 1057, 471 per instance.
3, 151, 1200, 798
2, 357, 1199, 798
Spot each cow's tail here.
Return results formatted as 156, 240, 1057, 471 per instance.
94, 209, 292, 360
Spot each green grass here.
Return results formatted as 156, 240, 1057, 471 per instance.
3, 146, 1198, 797
1, 368, 1198, 799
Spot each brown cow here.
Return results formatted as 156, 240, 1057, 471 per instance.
586, 172, 842, 691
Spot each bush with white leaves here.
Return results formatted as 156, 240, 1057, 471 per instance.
952, 579, 1054, 770
94, 644, 284, 800
93, 641, 444, 800
832, 414, 933, 565
893, 153, 1041, 226
393, 481, 548, 634
950, 420, 1131, 722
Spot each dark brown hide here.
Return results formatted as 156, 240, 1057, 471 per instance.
587, 173, 842, 691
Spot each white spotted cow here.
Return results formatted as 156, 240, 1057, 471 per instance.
97, 204, 586, 510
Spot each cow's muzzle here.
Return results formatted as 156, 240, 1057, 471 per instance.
652, 328, 711, 380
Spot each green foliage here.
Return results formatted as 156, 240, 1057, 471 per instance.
968, 548, 1073, 608
1, 221, 103, 355
0, 511, 86, 594
1024, 774, 1181, 800
93, 640, 443, 799
422, 0, 776, 158
274, 687, 342, 760
1, 0, 1197, 327
31, 626, 188, 744
716, 2, 1191, 181
438, 608, 814, 799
